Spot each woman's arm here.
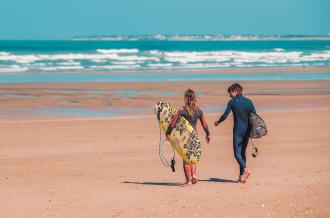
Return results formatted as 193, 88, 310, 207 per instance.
166, 108, 184, 137
199, 110, 210, 136
199, 110, 211, 143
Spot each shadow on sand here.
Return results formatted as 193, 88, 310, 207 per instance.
122, 181, 183, 187
198, 177, 238, 183
123, 178, 237, 186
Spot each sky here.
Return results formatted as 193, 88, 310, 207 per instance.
0, 0, 329, 39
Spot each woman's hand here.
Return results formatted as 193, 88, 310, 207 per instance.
206, 135, 210, 143
166, 134, 170, 141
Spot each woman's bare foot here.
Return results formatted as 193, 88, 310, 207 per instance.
192, 176, 197, 184
183, 181, 193, 186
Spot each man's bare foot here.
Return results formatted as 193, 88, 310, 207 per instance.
192, 177, 197, 184
242, 168, 250, 183
238, 175, 244, 183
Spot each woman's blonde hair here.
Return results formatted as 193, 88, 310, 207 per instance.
184, 89, 197, 116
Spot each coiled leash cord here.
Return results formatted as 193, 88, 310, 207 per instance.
158, 122, 176, 172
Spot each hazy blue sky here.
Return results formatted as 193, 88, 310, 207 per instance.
0, 0, 329, 39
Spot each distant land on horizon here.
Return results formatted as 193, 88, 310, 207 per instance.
1, 34, 330, 41
68, 34, 330, 41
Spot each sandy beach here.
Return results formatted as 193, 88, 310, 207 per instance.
1, 0, 330, 215
1, 77, 330, 217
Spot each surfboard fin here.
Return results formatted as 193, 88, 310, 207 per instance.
171, 159, 176, 172
252, 147, 258, 158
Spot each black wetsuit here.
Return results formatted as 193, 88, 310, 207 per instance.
218, 93, 256, 175
166, 106, 210, 137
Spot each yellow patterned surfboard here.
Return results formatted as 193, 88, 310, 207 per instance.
154, 100, 201, 164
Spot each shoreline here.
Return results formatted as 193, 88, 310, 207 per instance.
2, 79, 330, 88
1, 80, 330, 121
2, 107, 330, 124
1, 66, 330, 77
0, 67, 329, 84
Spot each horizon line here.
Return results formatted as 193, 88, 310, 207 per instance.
1, 33, 330, 41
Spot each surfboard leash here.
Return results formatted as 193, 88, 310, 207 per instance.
250, 138, 259, 158
158, 122, 176, 172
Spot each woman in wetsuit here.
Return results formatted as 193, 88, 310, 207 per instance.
166, 89, 211, 185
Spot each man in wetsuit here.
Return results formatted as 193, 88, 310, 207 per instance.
214, 83, 256, 183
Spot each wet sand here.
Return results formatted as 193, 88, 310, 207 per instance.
0, 79, 330, 217
1, 80, 330, 118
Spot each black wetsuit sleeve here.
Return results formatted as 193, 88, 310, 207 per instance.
166, 109, 185, 136
199, 110, 210, 136
218, 100, 232, 123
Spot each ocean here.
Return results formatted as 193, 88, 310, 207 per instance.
0, 36, 330, 82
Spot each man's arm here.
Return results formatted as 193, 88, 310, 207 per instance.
215, 100, 232, 125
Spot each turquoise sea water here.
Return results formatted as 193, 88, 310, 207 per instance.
0, 37, 330, 83
1, 36, 329, 118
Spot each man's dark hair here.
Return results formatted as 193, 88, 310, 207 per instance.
227, 83, 243, 93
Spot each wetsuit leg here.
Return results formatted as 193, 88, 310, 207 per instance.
241, 133, 250, 164
233, 132, 246, 176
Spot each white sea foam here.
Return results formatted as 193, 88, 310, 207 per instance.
0, 54, 42, 64
39, 66, 84, 71
0, 52, 159, 64
112, 61, 142, 65
1, 50, 328, 66
147, 63, 173, 69
164, 51, 231, 63
148, 63, 173, 67
0, 65, 28, 73
0, 52, 10, 56
110, 55, 159, 62
148, 50, 162, 55
0, 48, 329, 73
299, 52, 330, 62
274, 48, 285, 52
59, 61, 81, 66
176, 63, 232, 69
163, 51, 308, 64
88, 65, 140, 70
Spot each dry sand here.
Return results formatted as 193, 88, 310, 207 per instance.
0, 79, 330, 217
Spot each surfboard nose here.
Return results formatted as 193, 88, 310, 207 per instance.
154, 100, 164, 112
153, 102, 159, 112
153, 101, 161, 120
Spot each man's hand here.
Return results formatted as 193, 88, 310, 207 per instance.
206, 135, 210, 143
166, 134, 170, 140
214, 121, 219, 126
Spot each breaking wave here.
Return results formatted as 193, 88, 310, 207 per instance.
0, 39, 329, 73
